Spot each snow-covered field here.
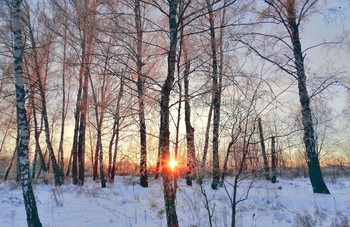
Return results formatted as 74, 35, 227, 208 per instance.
0, 176, 349, 227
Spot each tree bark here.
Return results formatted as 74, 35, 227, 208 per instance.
285, 0, 330, 194
77, 0, 98, 186
174, 60, 181, 189
109, 77, 124, 181
183, 41, 196, 186
159, 0, 179, 226
134, 0, 148, 188
71, 103, 81, 183
12, 0, 42, 225
78, 60, 89, 186
206, 0, 221, 190
198, 96, 213, 184
220, 140, 233, 186
26, 5, 61, 186
271, 136, 277, 183
258, 118, 270, 180
58, 22, 69, 184
30, 99, 47, 182
89, 70, 106, 188
4, 142, 18, 181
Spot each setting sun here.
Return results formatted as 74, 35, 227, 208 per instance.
169, 159, 177, 171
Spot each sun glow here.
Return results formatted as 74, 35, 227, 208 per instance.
169, 159, 177, 171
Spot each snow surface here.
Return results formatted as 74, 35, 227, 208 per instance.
0, 176, 349, 227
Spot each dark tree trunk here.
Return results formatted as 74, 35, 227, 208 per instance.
220, 141, 234, 186
71, 106, 80, 183
26, 9, 61, 186
183, 48, 196, 186
158, 0, 179, 226
108, 124, 116, 180
109, 78, 123, 181
77, 1, 97, 185
4, 143, 17, 181
271, 136, 277, 183
12, 1, 42, 225
31, 103, 47, 182
72, 0, 98, 186
174, 78, 181, 189
206, 0, 221, 190
70, 60, 83, 184
89, 68, 106, 188
93, 136, 99, 181
134, 0, 148, 188
198, 96, 213, 184
78, 67, 89, 186
69, 16, 85, 183
258, 118, 270, 180
155, 153, 161, 179
58, 24, 68, 184
286, 1, 330, 194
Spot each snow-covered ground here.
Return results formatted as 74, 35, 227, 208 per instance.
0, 176, 349, 227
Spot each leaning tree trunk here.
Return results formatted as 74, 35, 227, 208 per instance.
158, 0, 179, 226
286, 1, 330, 194
26, 10, 61, 186
31, 101, 47, 182
220, 140, 234, 186
12, 0, 42, 225
4, 139, 18, 181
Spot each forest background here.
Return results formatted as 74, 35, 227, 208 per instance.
0, 0, 350, 226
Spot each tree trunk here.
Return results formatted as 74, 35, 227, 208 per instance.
258, 118, 270, 180
198, 96, 213, 184
271, 136, 277, 183
220, 141, 233, 186
183, 41, 196, 186
71, 106, 80, 184
12, 0, 42, 225
159, 0, 179, 226
58, 23, 68, 183
286, 0, 330, 194
93, 134, 99, 180
0, 110, 13, 153
31, 101, 47, 182
134, 0, 148, 188
109, 78, 123, 181
4, 144, 17, 181
89, 68, 106, 188
26, 7, 61, 186
174, 64, 181, 189
206, 0, 221, 190
69, 16, 85, 183
78, 64, 89, 186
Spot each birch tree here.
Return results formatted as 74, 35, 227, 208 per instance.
158, 0, 180, 224
12, 0, 42, 225
134, 0, 149, 188
262, 0, 330, 194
